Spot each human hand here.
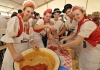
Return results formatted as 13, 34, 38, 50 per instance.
33, 44, 39, 51
59, 44, 69, 55
12, 53, 24, 62
59, 39, 65, 45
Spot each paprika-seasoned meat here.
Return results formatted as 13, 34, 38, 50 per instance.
22, 63, 48, 70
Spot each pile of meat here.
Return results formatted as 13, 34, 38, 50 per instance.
48, 44, 70, 55
22, 63, 48, 70
48, 45, 57, 51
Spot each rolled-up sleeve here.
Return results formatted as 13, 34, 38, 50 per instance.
78, 21, 96, 38
1, 16, 19, 43
36, 19, 44, 25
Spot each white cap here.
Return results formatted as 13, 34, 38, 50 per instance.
23, 0, 36, 8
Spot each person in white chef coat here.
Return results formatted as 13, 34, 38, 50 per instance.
33, 9, 55, 48
60, 6, 100, 70
0, 14, 7, 45
59, 4, 81, 60
1, 0, 38, 70
58, 4, 78, 36
48, 8, 64, 44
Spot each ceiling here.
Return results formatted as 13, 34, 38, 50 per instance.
0, 0, 53, 14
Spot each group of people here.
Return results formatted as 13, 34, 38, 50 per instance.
0, 0, 100, 70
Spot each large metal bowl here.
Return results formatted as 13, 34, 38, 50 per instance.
14, 48, 60, 70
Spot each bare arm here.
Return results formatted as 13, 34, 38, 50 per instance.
57, 25, 67, 36
6, 43, 17, 55
60, 35, 84, 49
6, 43, 23, 62
60, 32, 77, 43
34, 24, 49, 30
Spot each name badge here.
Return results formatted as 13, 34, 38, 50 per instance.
21, 38, 29, 43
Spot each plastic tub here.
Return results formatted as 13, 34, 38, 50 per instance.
58, 66, 68, 70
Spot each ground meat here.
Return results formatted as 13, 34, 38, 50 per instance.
48, 46, 57, 51
22, 63, 48, 70
60, 49, 69, 56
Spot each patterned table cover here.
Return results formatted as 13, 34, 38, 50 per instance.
47, 44, 72, 70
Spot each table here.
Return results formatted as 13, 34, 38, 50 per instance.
47, 44, 72, 70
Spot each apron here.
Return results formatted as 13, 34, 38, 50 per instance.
33, 30, 45, 48
77, 18, 100, 70
1, 32, 30, 70
1, 16, 30, 70
67, 38, 82, 60
33, 19, 47, 48
79, 41, 100, 70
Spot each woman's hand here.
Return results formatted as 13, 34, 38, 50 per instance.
59, 39, 65, 45
12, 53, 24, 62
58, 43, 70, 55
33, 44, 39, 51
30, 40, 39, 51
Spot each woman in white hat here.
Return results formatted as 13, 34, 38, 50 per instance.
60, 6, 100, 70
1, 0, 38, 70
33, 9, 55, 48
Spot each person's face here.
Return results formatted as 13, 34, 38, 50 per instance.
91, 13, 96, 19
36, 15, 40, 19
23, 7, 34, 20
44, 13, 52, 22
73, 9, 84, 22
65, 9, 73, 18
53, 13, 60, 19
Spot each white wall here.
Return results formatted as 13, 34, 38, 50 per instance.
35, 0, 65, 17
35, 4, 47, 17
1, 0, 100, 16
35, 0, 100, 17
86, 0, 100, 14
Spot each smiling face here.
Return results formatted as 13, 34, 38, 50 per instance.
44, 13, 52, 22
72, 9, 85, 22
23, 7, 34, 21
65, 8, 73, 18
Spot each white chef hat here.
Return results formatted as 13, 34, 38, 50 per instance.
23, 0, 36, 9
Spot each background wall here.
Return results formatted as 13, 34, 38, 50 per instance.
35, 0, 100, 17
